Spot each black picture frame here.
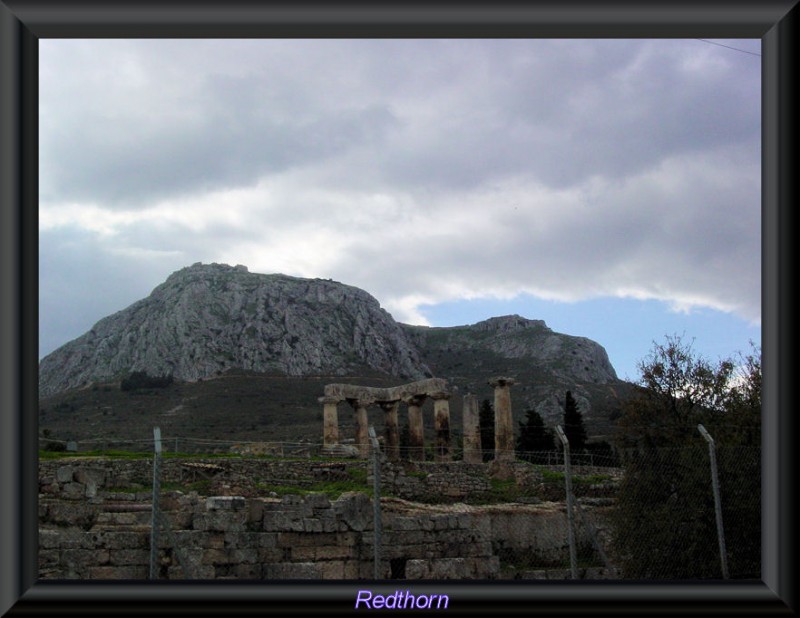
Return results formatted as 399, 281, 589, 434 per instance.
1, 1, 795, 615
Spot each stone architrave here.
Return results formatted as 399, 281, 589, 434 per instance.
379, 401, 401, 461
489, 377, 516, 462
318, 396, 341, 449
461, 394, 482, 464
405, 395, 426, 461
430, 392, 452, 462
350, 399, 372, 457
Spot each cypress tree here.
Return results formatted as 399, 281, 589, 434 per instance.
563, 390, 588, 452
479, 398, 495, 461
516, 408, 556, 464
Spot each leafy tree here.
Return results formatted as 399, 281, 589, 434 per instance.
611, 335, 761, 579
479, 399, 495, 461
563, 391, 588, 452
516, 408, 555, 464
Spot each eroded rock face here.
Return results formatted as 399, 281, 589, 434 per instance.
39, 263, 431, 397
401, 314, 618, 385
39, 264, 621, 415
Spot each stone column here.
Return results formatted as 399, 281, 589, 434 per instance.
461, 394, 482, 463
489, 377, 516, 462
319, 396, 341, 451
350, 398, 372, 458
431, 391, 452, 462
405, 395, 426, 461
379, 400, 401, 461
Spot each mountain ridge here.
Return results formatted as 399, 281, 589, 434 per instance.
39, 263, 628, 436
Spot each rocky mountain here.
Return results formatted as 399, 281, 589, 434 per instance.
39, 263, 431, 398
39, 263, 632, 439
401, 316, 624, 433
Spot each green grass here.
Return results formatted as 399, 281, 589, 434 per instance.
257, 478, 372, 500
487, 478, 523, 502
39, 449, 154, 460
38, 449, 359, 462
161, 479, 212, 494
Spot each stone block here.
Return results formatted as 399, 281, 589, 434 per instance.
314, 545, 354, 561
302, 518, 322, 533
263, 562, 322, 579
194, 511, 246, 532
248, 500, 264, 523
335, 532, 359, 547
234, 563, 262, 579
61, 483, 85, 499
41, 483, 60, 496
258, 533, 278, 548
320, 560, 345, 579
88, 565, 147, 579
75, 467, 107, 487
303, 493, 331, 511
333, 492, 371, 531
258, 548, 284, 563
62, 548, 109, 570
38, 549, 60, 568
224, 531, 260, 548
228, 548, 258, 564
46, 500, 97, 528
56, 466, 74, 483
109, 549, 150, 566
262, 512, 304, 532
92, 530, 148, 550
38, 529, 61, 550
390, 516, 421, 532
290, 546, 316, 561
342, 560, 359, 579
206, 533, 225, 549
202, 549, 230, 566
206, 496, 246, 511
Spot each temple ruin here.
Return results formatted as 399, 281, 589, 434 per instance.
319, 376, 517, 461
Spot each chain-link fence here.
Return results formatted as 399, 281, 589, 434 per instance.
39, 435, 328, 457
40, 425, 759, 581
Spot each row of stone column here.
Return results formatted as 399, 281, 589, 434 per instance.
320, 392, 452, 461
321, 376, 516, 462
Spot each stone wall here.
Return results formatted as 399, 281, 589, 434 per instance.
39, 458, 530, 503
39, 458, 615, 580
39, 489, 501, 580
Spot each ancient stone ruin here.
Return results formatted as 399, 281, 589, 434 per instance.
319, 376, 517, 462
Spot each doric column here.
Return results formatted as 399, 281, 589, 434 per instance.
461, 394, 482, 463
430, 391, 452, 462
404, 395, 426, 461
489, 377, 516, 462
318, 396, 341, 450
379, 401, 401, 461
349, 398, 372, 457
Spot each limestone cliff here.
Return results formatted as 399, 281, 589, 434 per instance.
400, 315, 623, 433
39, 263, 623, 427
401, 315, 617, 385
38, 263, 431, 397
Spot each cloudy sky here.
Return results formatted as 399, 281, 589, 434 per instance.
39, 39, 761, 382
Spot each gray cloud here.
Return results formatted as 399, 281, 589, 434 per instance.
39, 38, 761, 356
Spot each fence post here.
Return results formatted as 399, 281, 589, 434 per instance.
368, 427, 382, 579
149, 427, 162, 579
697, 424, 729, 579
556, 425, 578, 579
